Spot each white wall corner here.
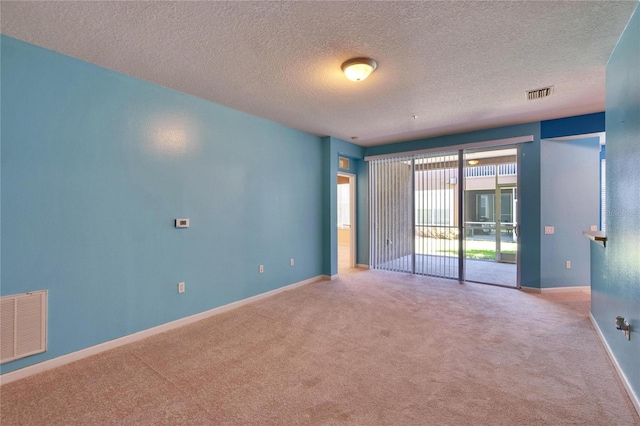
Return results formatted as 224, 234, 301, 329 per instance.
322, 274, 339, 281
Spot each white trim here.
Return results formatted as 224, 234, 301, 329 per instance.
519, 286, 591, 294
0, 275, 323, 385
365, 135, 534, 161
544, 131, 606, 146
590, 313, 640, 417
337, 172, 357, 270
323, 274, 339, 281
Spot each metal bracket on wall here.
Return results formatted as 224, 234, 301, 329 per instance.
616, 316, 631, 340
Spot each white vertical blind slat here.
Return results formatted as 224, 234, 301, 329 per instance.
370, 152, 459, 279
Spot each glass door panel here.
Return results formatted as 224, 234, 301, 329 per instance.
463, 148, 519, 287
497, 187, 517, 264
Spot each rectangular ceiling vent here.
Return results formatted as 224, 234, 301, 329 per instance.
526, 86, 553, 100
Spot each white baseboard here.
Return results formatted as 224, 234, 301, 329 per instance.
520, 285, 591, 294
589, 313, 640, 417
0, 275, 323, 386
323, 274, 339, 281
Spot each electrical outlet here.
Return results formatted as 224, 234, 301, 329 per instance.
566, 261, 571, 269
178, 282, 185, 293
259, 265, 264, 274
290, 258, 295, 267
544, 226, 554, 235
590, 225, 598, 231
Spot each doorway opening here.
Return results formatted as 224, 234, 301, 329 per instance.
337, 173, 356, 273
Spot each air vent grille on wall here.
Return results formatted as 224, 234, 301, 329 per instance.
526, 86, 553, 100
339, 157, 350, 170
0, 290, 47, 364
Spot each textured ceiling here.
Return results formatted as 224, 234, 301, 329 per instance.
1, 1, 636, 146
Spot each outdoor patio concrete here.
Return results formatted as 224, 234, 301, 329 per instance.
374, 254, 517, 287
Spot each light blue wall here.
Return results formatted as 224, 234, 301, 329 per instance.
365, 123, 542, 288
1, 36, 324, 374
356, 160, 369, 266
540, 138, 600, 288
322, 137, 364, 276
592, 3, 640, 404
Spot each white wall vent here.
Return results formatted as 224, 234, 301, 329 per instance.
339, 157, 350, 170
1, 290, 47, 364
526, 86, 553, 100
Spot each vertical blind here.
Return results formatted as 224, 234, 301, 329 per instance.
414, 152, 460, 279
369, 151, 460, 279
369, 156, 414, 273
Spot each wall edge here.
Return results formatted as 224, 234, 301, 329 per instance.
590, 313, 640, 417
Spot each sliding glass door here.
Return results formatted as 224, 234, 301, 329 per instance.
463, 148, 519, 287
369, 146, 520, 287
414, 151, 460, 279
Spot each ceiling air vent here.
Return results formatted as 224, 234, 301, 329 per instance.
526, 86, 553, 100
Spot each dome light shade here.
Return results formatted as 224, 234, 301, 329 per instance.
341, 58, 377, 81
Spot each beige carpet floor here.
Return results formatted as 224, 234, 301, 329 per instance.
1, 270, 639, 425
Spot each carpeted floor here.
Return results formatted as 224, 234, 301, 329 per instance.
1, 270, 639, 425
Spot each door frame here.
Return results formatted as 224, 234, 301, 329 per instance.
462, 145, 521, 288
337, 172, 357, 270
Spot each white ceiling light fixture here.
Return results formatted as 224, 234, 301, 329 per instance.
341, 57, 377, 82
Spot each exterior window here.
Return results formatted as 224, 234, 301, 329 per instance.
477, 194, 494, 221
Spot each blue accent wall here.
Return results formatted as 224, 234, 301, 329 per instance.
540, 137, 600, 288
1, 36, 324, 373
541, 112, 605, 139
592, 3, 640, 404
365, 123, 542, 288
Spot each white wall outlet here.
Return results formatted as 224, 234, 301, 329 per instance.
544, 226, 554, 235
590, 225, 598, 231
290, 258, 295, 267
565, 261, 571, 269
178, 282, 185, 293
259, 265, 264, 274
